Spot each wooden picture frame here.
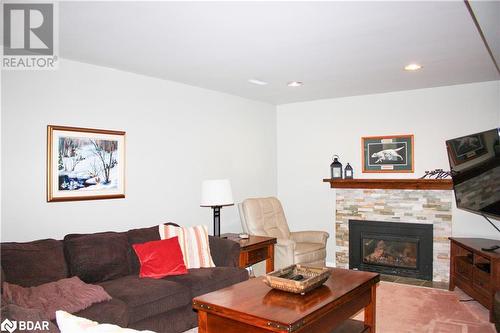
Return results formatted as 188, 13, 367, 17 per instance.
362, 134, 414, 173
447, 133, 487, 166
47, 125, 126, 202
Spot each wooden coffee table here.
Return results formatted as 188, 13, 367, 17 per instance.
193, 268, 380, 333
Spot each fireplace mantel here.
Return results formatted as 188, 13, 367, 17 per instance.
323, 178, 453, 190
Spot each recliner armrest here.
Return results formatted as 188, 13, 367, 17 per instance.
209, 236, 240, 267
290, 231, 329, 245
276, 238, 296, 249
274, 238, 296, 269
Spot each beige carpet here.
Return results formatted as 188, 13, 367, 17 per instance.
183, 281, 496, 333
353, 281, 496, 333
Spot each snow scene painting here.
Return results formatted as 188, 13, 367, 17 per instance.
362, 135, 414, 173
47, 125, 125, 202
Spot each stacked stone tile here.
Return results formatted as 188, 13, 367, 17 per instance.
335, 189, 453, 282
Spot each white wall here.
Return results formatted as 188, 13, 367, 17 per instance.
0, 72, 3, 230
277, 81, 500, 264
2, 60, 499, 257
1, 59, 277, 241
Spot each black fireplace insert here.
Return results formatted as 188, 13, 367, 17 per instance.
349, 220, 433, 280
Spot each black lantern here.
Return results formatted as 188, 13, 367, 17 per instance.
345, 163, 353, 179
330, 155, 343, 179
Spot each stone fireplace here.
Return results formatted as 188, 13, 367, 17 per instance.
335, 188, 452, 282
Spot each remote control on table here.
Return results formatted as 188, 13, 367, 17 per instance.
481, 245, 500, 252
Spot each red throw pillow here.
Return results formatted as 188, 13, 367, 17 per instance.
132, 237, 188, 278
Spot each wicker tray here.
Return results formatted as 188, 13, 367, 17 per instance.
263, 264, 331, 295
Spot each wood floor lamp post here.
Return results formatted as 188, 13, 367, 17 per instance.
200, 179, 234, 237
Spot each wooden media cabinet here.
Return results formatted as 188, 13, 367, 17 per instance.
449, 237, 500, 322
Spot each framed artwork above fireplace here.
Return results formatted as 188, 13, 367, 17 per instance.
362, 134, 414, 173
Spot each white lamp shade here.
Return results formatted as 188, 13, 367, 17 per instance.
200, 179, 234, 207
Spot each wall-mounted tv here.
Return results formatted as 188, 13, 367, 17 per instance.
446, 128, 500, 226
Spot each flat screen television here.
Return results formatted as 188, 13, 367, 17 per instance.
446, 128, 500, 229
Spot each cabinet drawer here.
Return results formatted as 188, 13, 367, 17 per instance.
455, 257, 473, 282
246, 248, 268, 265
472, 267, 491, 296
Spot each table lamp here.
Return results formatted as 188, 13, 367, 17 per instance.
200, 179, 234, 237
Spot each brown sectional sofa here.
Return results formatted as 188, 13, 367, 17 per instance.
1, 224, 249, 332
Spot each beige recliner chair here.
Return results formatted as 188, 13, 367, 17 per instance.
238, 197, 329, 270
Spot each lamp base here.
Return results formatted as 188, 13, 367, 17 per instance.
212, 206, 221, 237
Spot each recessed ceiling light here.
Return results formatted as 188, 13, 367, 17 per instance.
287, 81, 304, 87
248, 79, 268, 86
404, 63, 423, 71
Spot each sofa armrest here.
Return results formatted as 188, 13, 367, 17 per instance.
290, 231, 329, 245
209, 236, 240, 267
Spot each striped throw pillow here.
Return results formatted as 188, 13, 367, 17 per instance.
159, 224, 215, 269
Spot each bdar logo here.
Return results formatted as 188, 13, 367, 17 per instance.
0, 319, 17, 333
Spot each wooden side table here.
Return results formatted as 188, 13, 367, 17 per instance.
221, 234, 277, 273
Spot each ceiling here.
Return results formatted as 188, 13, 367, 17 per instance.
468, 0, 500, 72
59, 1, 500, 105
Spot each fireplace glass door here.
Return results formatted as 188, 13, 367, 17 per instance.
349, 220, 433, 280
362, 236, 418, 269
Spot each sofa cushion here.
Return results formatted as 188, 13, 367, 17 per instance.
127, 226, 162, 274
64, 232, 131, 283
73, 298, 129, 328
99, 275, 191, 324
208, 236, 240, 267
163, 267, 249, 297
1, 239, 68, 287
129, 305, 196, 333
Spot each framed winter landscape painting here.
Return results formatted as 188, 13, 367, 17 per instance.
47, 125, 126, 202
362, 134, 414, 173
